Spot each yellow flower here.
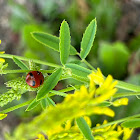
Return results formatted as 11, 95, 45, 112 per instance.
0, 40, 5, 63
0, 51, 5, 63
88, 68, 104, 86
0, 113, 7, 120
113, 98, 128, 107
47, 119, 84, 140
123, 128, 133, 140
93, 120, 133, 140
83, 116, 92, 127
36, 134, 46, 140
91, 107, 115, 117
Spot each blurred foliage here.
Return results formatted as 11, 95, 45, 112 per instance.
129, 35, 140, 52
98, 41, 130, 79
22, 24, 60, 64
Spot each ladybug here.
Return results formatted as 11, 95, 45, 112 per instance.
26, 71, 44, 88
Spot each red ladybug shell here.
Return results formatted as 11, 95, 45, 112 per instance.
26, 71, 44, 88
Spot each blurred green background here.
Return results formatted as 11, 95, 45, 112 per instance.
0, 0, 140, 139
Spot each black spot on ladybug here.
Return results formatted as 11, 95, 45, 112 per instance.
29, 72, 33, 76
37, 71, 40, 75
40, 80, 42, 85
32, 81, 36, 86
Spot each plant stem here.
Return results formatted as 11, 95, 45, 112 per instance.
93, 113, 140, 129
49, 85, 81, 97
77, 52, 96, 71
0, 99, 33, 114
116, 80, 140, 92
0, 54, 61, 68
0, 69, 54, 74
113, 92, 140, 98
82, 59, 96, 71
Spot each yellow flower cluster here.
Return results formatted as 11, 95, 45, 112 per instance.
0, 40, 5, 63
47, 119, 84, 140
28, 68, 121, 137
10, 68, 129, 139
36, 116, 91, 140
36, 117, 133, 140
93, 120, 133, 140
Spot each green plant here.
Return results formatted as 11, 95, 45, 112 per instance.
0, 19, 140, 140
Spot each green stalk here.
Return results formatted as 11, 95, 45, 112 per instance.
0, 69, 54, 74
113, 92, 140, 98
77, 52, 96, 71
82, 59, 96, 71
0, 54, 60, 68
93, 113, 140, 129
49, 85, 81, 97
0, 99, 33, 114
116, 80, 140, 92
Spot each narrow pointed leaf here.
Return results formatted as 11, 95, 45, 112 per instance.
41, 98, 49, 109
76, 117, 94, 140
66, 63, 91, 78
80, 18, 97, 59
46, 97, 56, 107
59, 20, 71, 65
31, 32, 77, 55
13, 57, 29, 70
37, 68, 63, 100
50, 90, 67, 97
41, 97, 56, 109
0, 99, 33, 114
0, 114, 7, 120
121, 118, 140, 128
26, 99, 40, 111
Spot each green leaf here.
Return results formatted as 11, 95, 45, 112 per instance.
37, 68, 63, 100
76, 117, 94, 140
46, 97, 56, 107
98, 101, 111, 107
31, 32, 77, 55
98, 41, 130, 79
80, 18, 97, 59
65, 63, 91, 83
13, 57, 29, 70
113, 92, 140, 98
26, 99, 40, 111
66, 63, 91, 78
0, 114, 7, 120
121, 118, 140, 128
0, 99, 33, 114
41, 98, 49, 109
41, 97, 56, 109
50, 90, 67, 97
59, 20, 71, 65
